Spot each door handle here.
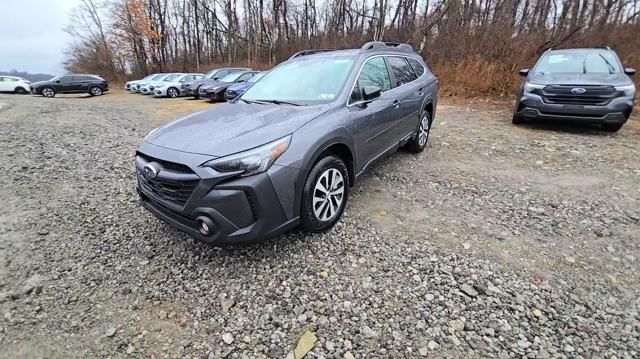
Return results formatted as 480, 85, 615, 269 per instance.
392, 100, 400, 109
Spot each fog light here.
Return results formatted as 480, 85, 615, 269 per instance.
196, 216, 215, 236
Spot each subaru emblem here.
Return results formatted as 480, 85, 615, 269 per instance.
571, 87, 587, 94
143, 164, 158, 179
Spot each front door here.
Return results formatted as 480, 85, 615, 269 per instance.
348, 56, 398, 171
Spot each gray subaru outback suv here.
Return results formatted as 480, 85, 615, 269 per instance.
136, 42, 438, 244
513, 48, 636, 131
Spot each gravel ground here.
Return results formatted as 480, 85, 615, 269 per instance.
0, 91, 639, 358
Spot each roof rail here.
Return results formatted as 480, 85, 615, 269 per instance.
360, 41, 413, 53
289, 49, 335, 60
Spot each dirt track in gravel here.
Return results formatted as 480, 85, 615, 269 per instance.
0, 90, 638, 358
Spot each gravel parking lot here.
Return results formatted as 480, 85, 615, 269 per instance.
1, 91, 639, 358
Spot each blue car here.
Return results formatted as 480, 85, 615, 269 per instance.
224, 71, 267, 101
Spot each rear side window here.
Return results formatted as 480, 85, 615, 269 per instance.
407, 58, 425, 77
387, 56, 417, 87
350, 57, 392, 103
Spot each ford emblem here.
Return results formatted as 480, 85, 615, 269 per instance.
143, 164, 158, 179
571, 87, 587, 94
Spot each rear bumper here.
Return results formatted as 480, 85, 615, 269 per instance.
517, 94, 634, 124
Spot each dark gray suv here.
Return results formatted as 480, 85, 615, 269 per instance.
135, 42, 438, 244
513, 48, 636, 131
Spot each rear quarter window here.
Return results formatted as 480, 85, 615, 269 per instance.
387, 56, 418, 87
407, 58, 425, 77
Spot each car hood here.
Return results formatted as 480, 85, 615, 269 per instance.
200, 81, 229, 90
30, 80, 53, 87
190, 78, 219, 88
528, 72, 632, 87
146, 102, 331, 157
227, 82, 252, 92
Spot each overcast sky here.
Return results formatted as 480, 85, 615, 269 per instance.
0, 0, 80, 74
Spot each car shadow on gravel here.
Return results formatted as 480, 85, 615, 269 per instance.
516, 119, 620, 136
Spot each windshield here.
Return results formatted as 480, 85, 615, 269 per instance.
219, 73, 243, 83
204, 70, 218, 79
152, 74, 165, 80
143, 74, 156, 80
50, 75, 62, 81
248, 72, 266, 83
534, 52, 621, 74
163, 74, 180, 81
242, 58, 355, 104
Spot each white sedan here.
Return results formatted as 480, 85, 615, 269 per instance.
0, 75, 31, 94
153, 73, 204, 98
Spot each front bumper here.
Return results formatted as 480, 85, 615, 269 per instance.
516, 94, 634, 124
153, 87, 168, 97
135, 143, 299, 244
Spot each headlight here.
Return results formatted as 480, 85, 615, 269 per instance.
144, 127, 159, 140
615, 84, 635, 97
202, 135, 291, 177
524, 82, 545, 94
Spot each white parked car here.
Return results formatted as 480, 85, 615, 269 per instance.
134, 73, 169, 93
140, 73, 182, 95
0, 75, 31, 94
153, 73, 204, 98
125, 73, 161, 91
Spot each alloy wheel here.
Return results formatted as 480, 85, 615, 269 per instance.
168, 88, 178, 98
312, 168, 345, 221
418, 114, 430, 147
42, 88, 55, 98
90, 87, 102, 96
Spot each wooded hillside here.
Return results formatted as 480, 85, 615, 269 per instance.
65, 0, 640, 95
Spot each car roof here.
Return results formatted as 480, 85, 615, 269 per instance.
288, 42, 418, 61
547, 48, 615, 54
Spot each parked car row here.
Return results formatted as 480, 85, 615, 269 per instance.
125, 68, 267, 102
134, 42, 636, 247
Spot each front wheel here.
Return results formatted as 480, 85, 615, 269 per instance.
512, 112, 525, 124
41, 87, 56, 98
193, 86, 201, 99
89, 86, 103, 96
406, 112, 431, 153
167, 87, 179, 98
300, 156, 349, 233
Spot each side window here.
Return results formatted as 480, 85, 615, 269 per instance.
8, 77, 19, 82
0, 77, 5, 82
388, 56, 417, 87
60, 76, 72, 83
407, 58, 425, 77
350, 57, 392, 103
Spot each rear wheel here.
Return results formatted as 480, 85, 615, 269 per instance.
602, 123, 623, 132
41, 87, 56, 98
14, 87, 27, 94
300, 156, 349, 233
406, 112, 431, 153
167, 87, 179, 98
89, 86, 103, 96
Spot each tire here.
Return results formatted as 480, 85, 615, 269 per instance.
300, 155, 350, 233
512, 112, 525, 124
406, 111, 431, 153
193, 86, 201, 99
89, 86, 103, 96
167, 87, 179, 98
41, 87, 56, 98
602, 123, 623, 132
14, 87, 27, 94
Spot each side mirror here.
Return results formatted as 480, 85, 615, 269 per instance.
624, 68, 636, 76
519, 69, 529, 77
213, 77, 219, 80
238, 80, 245, 83
55, 80, 61, 83
362, 86, 382, 102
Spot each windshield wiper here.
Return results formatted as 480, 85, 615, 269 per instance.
598, 54, 615, 74
253, 99, 303, 106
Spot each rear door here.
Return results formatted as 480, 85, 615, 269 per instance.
0, 77, 9, 91
385, 56, 422, 139
349, 56, 397, 170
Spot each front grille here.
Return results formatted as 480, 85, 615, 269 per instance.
137, 153, 199, 207
540, 85, 617, 106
